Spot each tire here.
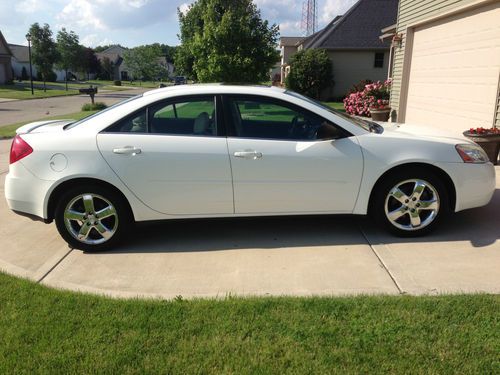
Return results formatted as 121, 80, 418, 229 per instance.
55, 184, 132, 251
371, 168, 450, 237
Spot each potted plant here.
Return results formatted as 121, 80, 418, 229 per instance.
366, 80, 391, 121
343, 79, 392, 121
463, 127, 500, 164
369, 99, 391, 122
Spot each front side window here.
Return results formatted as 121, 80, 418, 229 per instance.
227, 96, 346, 141
149, 97, 216, 136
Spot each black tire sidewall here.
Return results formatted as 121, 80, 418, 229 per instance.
371, 168, 449, 237
55, 184, 131, 251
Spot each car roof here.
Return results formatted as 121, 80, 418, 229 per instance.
143, 84, 287, 99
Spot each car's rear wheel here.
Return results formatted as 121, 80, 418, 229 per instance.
55, 185, 131, 251
372, 169, 449, 236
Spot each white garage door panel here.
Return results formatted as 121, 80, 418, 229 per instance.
405, 3, 500, 134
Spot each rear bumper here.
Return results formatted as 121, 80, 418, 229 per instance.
436, 161, 496, 212
4, 161, 53, 220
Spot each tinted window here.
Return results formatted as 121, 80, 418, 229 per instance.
105, 110, 147, 133
227, 96, 346, 141
149, 97, 216, 136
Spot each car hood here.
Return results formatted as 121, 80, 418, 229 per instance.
16, 119, 74, 135
380, 122, 473, 145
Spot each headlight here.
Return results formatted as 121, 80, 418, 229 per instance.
455, 144, 489, 163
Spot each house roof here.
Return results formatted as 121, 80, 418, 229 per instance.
279, 37, 305, 47
8, 44, 29, 62
96, 46, 128, 66
0, 31, 13, 56
302, 0, 399, 50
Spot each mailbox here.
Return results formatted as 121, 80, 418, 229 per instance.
79, 86, 98, 104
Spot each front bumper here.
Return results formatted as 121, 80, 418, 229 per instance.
436, 161, 496, 212
5, 161, 53, 220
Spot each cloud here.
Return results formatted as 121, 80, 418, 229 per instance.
80, 33, 114, 47
178, 2, 190, 15
55, 0, 178, 31
321, 0, 358, 24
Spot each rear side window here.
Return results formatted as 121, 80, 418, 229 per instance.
103, 96, 217, 136
105, 110, 147, 133
149, 98, 216, 136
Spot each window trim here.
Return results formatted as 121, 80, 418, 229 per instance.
221, 94, 351, 142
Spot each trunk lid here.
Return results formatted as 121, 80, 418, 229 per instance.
15, 119, 74, 135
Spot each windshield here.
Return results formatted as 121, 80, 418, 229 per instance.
284, 90, 384, 134
64, 94, 144, 130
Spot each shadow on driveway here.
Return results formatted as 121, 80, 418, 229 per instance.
93, 189, 500, 254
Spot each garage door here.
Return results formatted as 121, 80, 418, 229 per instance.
404, 2, 500, 134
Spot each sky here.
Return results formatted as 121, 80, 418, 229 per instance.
0, 0, 357, 48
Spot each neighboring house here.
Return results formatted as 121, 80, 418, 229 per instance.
9, 43, 66, 81
281, 0, 399, 99
279, 37, 305, 84
96, 45, 129, 81
0, 31, 13, 84
386, 0, 500, 134
96, 45, 174, 81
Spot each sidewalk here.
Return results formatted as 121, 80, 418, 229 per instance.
0, 139, 499, 299
0, 87, 150, 127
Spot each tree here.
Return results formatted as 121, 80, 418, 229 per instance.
100, 57, 114, 80
56, 28, 82, 90
176, 0, 280, 83
81, 48, 101, 80
28, 23, 58, 92
123, 45, 167, 81
285, 49, 333, 100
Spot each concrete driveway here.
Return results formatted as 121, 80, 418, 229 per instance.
0, 139, 499, 299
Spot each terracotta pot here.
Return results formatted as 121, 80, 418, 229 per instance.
369, 107, 391, 122
462, 132, 500, 165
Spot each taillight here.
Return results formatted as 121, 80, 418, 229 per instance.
10, 135, 33, 164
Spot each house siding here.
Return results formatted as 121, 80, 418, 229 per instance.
326, 50, 390, 99
390, 0, 482, 120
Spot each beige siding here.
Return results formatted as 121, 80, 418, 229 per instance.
327, 50, 389, 99
495, 76, 500, 127
390, 0, 479, 117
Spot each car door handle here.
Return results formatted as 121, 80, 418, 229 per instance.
233, 150, 263, 159
113, 146, 142, 155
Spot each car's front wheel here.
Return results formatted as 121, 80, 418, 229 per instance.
55, 185, 131, 251
372, 169, 449, 236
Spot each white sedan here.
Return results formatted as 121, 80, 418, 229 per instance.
5, 85, 495, 251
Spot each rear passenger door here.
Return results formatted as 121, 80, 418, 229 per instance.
97, 95, 234, 216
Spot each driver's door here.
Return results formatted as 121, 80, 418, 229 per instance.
224, 95, 363, 214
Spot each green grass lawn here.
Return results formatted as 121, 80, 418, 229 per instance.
0, 84, 79, 100
0, 110, 99, 138
325, 102, 345, 112
0, 272, 498, 374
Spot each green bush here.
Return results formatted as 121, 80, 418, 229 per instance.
285, 49, 333, 100
113, 80, 122, 86
82, 102, 107, 111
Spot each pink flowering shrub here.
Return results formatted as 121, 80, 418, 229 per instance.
343, 79, 391, 117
